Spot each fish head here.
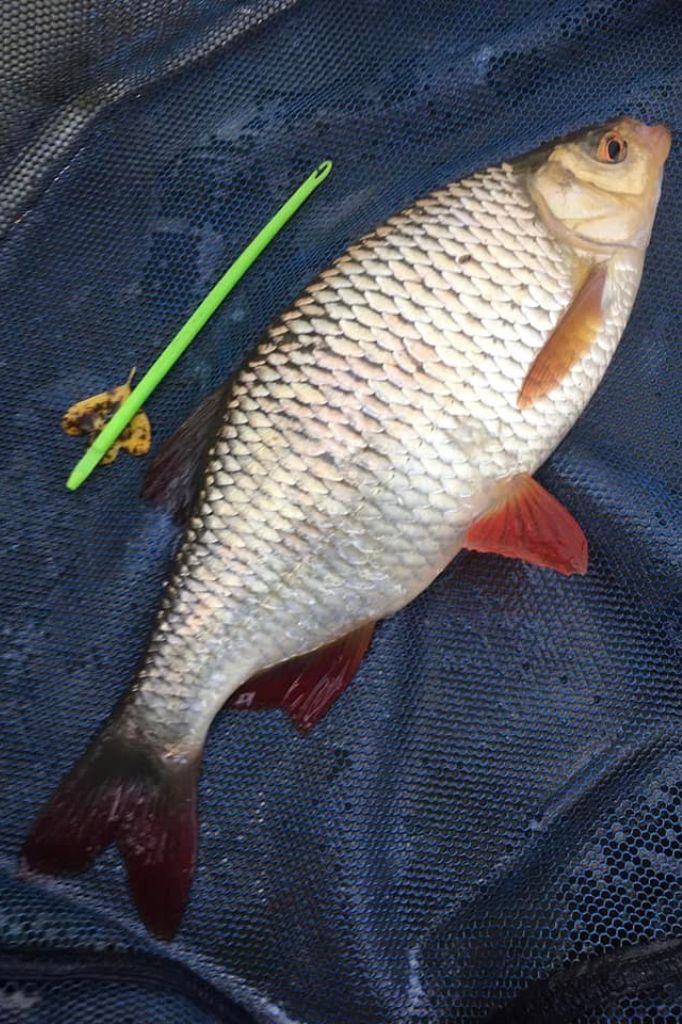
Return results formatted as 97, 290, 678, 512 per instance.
529, 117, 671, 253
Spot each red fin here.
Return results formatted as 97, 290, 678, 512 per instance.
142, 383, 229, 524
465, 474, 587, 576
519, 264, 607, 408
228, 623, 376, 732
21, 730, 199, 941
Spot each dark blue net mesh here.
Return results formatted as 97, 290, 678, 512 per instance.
0, 981, 219, 1024
0, 0, 681, 1021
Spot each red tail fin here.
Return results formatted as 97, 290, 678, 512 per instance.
21, 731, 199, 940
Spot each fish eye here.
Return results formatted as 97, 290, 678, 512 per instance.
597, 130, 628, 164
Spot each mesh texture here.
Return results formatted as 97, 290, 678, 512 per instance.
0, 0, 681, 1021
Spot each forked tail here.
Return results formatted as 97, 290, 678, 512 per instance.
21, 722, 200, 940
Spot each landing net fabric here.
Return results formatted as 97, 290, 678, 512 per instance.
0, 1, 680, 1022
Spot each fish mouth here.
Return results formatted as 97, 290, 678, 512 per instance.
633, 121, 672, 164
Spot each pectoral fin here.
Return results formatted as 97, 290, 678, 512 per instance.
465, 474, 587, 576
519, 263, 607, 408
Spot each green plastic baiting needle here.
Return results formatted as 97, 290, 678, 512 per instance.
67, 159, 333, 491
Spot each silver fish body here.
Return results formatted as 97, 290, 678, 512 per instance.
131, 163, 643, 753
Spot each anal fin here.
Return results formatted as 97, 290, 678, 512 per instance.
228, 623, 376, 732
465, 474, 587, 576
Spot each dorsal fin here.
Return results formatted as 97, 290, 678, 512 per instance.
519, 263, 607, 408
142, 383, 229, 524
228, 623, 376, 732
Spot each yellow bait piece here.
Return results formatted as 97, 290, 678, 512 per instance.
61, 368, 152, 465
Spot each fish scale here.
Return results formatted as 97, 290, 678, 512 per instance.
122, 161, 643, 751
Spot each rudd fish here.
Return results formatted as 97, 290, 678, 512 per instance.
22, 117, 670, 938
